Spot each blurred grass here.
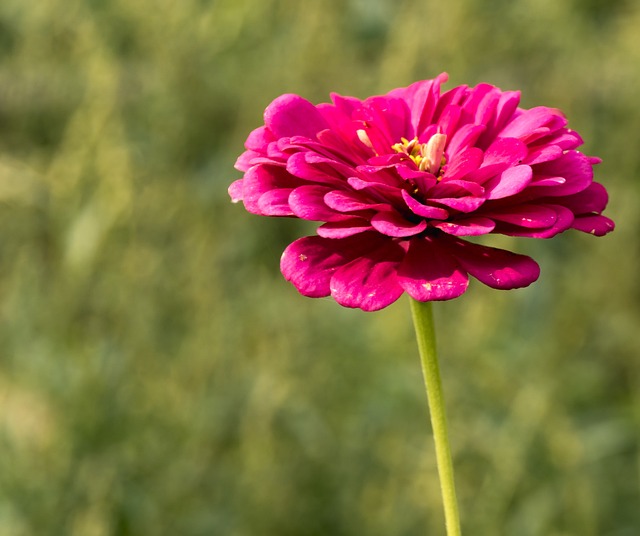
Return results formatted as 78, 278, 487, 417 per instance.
0, 0, 638, 534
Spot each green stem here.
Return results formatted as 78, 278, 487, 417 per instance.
409, 299, 461, 536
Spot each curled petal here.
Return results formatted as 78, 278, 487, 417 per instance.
444, 237, 540, 290
324, 190, 392, 213
442, 147, 484, 181
484, 204, 558, 229
258, 189, 295, 216
571, 215, 615, 236
371, 211, 428, 237
317, 219, 373, 238
397, 238, 469, 301
401, 190, 449, 219
229, 179, 244, 203
434, 217, 496, 236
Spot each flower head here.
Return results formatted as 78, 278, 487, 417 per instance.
229, 74, 614, 311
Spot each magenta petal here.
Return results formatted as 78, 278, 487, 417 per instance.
401, 190, 449, 219
447, 124, 486, 155
523, 144, 563, 165
397, 238, 469, 301
431, 196, 486, 213
499, 204, 574, 238
317, 219, 373, 238
289, 185, 349, 221
445, 237, 540, 290
571, 215, 615, 236
499, 106, 566, 140
229, 179, 244, 203
330, 239, 405, 311
484, 165, 533, 200
281, 235, 370, 298
550, 182, 609, 214
324, 190, 392, 213
485, 204, 558, 229
442, 147, 484, 181
242, 165, 298, 214
434, 217, 495, 236
258, 189, 295, 216
264, 94, 329, 139
371, 211, 428, 237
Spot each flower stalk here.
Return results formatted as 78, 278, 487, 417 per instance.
410, 298, 461, 536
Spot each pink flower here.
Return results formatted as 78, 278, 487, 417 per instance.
229, 74, 614, 311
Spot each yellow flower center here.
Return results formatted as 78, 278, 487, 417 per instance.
391, 133, 447, 176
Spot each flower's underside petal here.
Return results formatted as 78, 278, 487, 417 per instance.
397, 238, 469, 301
264, 94, 329, 139
571, 215, 615, 236
434, 217, 496, 236
371, 211, 428, 237
329, 238, 405, 311
444, 237, 540, 290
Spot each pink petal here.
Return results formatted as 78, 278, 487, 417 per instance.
241, 165, 298, 214
446, 124, 486, 155
401, 190, 449, 219
229, 179, 244, 203
444, 237, 540, 290
553, 182, 609, 214
317, 219, 373, 238
468, 137, 528, 183
289, 185, 349, 221
264, 94, 329, 139
258, 188, 295, 216
397, 238, 469, 301
523, 145, 564, 165
434, 217, 496, 236
571, 215, 615, 236
324, 190, 392, 213
499, 106, 566, 140
281, 235, 374, 298
529, 150, 593, 197
371, 211, 428, 237
286, 152, 353, 188
437, 104, 462, 138
329, 240, 406, 311
442, 147, 484, 181
430, 196, 486, 213
484, 165, 533, 200
497, 204, 574, 238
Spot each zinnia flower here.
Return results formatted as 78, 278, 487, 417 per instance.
229, 73, 614, 311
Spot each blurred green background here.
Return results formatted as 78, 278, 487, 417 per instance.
0, 0, 638, 534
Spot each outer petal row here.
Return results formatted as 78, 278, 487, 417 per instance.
281, 234, 540, 311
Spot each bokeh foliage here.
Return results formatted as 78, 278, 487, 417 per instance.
0, 0, 638, 534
